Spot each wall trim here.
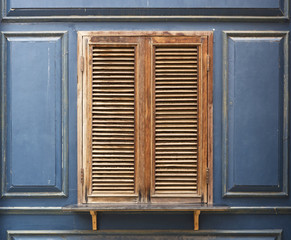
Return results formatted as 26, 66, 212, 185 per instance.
7, 230, 283, 240
1, 206, 291, 214
1, 0, 289, 22
1, 15, 290, 23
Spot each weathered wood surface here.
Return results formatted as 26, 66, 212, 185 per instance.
78, 31, 213, 205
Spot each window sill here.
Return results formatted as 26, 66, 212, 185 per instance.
63, 203, 228, 212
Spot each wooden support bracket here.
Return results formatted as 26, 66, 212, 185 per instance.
194, 210, 200, 231
90, 211, 98, 230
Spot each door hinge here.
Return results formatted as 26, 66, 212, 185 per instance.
81, 168, 84, 185
206, 168, 209, 185
207, 55, 210, 72
80, 56, 84, 72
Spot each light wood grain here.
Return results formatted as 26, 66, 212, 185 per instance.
78, 31, 213, 205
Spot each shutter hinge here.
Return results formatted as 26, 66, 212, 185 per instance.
81, 168, 84, 185
207, 55, 210, 72
80, 56, 84, 72
206, 168, 209, 185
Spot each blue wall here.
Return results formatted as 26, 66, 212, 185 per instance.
0, 1, 291, 239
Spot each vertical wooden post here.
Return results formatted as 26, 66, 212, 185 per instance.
90, 211, 97, 230
194, 210, 200, 231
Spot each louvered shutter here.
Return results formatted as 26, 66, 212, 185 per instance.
150, 36, 209, 203
78, 32, 212, 205
90, 45, 136, 194
79, 36, 145, 203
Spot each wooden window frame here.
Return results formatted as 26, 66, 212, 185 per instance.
77, 31, 213, 206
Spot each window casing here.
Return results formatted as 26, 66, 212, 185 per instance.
77, 31, 213, 205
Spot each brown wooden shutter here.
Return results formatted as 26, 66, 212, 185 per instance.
80, 36, 145, 203
90, 45, 136, 195
78, 32, 212, 205
150, 36, 209, 203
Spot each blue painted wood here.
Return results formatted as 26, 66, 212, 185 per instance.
0, 213, 290, 239
7, 0, 281, 8
6, 230, 282, 240
9, 38, 59, 188
1, 32, 68, 197
222, 31, 289, 198
2, 0, 287, 19
0, 0, 291, 237
0, 24, 289, 207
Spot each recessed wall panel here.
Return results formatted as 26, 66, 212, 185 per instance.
1, 32, 68, 197
222, 31, 289, 197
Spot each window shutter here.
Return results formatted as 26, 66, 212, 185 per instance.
154, 45, 199, 192
150, 36, 209, 203
80, 36, 144, 203
90, 45, 136, 195
78, 32, 212, 205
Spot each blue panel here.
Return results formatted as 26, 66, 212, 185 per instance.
223, 31, 289, 197
8, 0, 280, 8
230, 38, 281, 187
3, 0, 286, 19
7, 230, 281, 240
1, 32, 68, 197
9, 38, 59, 187
0, 24, 288, 208
8, 236, 277, 240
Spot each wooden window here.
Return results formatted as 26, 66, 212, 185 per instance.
77, 32, 213, 205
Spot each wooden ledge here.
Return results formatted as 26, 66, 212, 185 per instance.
63, 204, 291, 231
62, 204, 291, 214
63, 204, 225, 212
1, 206, 291, 215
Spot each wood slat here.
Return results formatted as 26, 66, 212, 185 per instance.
93, 61, 134, 65
155, 69, 198, 72
156, 56, 197, 60
155, 183, 197, 186
155, 164, 198, 168
155, 82, 198, 85
156, 177, 197, 181
92, 57, 135, 61
155, 73, 197, 76
155, 160, 197, 164
156, 51, 196, 55
155, 64, 198, 69
93, 84, 135, 88
155, 60, 198, 64
92, 159, 134, 162
90, 45, 136, 194
154, 45, 199, 194
92, 53, 135, 57
155, 77, 198, 80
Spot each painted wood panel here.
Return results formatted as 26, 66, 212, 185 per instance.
6, 0, 283, 8
1, 0, 288, 20
1, 32, 68, 197
222, 31, 289, 197
7, 230, 282, 240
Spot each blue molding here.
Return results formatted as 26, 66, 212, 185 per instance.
222, 31, 289, 198
6, 230, 282, 240
0, 0, 289, 22
0, 31, 69, 198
